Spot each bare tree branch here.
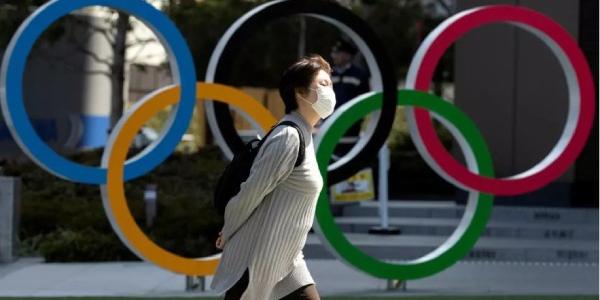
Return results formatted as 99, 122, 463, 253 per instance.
125, 37, 156, 48
72, 43, 114, 66
435, 0, 453, 15
32, 48, 112, 77
69, 14, 116, 46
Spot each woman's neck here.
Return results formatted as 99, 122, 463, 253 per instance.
294, 107, 319, 128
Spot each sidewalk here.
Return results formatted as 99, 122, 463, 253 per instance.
0, 257, 597, 297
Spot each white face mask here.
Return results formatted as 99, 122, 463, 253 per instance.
298, 85, 336, 119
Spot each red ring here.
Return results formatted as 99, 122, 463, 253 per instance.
410, 6, 595, 195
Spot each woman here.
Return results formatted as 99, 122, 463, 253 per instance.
210, 54, 336, 300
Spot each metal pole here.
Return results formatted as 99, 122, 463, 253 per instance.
185, 276, 194, 291
185, 275, 205, 292
369, 142, 400, 235
379, 144, 389, 228
387, 278, 407, 291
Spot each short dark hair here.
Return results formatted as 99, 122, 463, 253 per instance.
332, 39, 357, 55
279, 54, 331, 114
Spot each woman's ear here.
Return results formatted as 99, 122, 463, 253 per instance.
294, 87, 307, 102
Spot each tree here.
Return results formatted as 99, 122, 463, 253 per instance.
0, 2, 155, 132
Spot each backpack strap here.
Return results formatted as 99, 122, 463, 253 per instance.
279, 121, 305, 167
257, 120, 305, 167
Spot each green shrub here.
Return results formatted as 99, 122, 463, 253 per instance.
38, 227, 138, 262
2, 145, 227, 262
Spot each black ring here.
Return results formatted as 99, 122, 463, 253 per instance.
208, 0, 397, 185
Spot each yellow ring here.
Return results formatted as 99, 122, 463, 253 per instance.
103, 82, 276, 275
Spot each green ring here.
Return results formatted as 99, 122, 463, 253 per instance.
314, 90, 495, 279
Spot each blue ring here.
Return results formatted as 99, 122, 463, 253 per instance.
0, 0, 196, 184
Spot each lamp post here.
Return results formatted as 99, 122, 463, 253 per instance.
144, 184, 157, 228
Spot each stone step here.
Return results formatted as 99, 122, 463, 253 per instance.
334, 216, 598, 240
341, 201, 599, 224
303, 233, 598, 263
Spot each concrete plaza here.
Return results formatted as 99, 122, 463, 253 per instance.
0, 256, 597, 297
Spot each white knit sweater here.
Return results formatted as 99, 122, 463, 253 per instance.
210, 110, 323, 299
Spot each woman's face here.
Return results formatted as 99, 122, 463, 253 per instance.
300, 69, 333, 105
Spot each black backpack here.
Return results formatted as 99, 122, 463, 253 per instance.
213, 121, 305, 216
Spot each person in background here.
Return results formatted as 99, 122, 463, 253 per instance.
326, 39, 370, 158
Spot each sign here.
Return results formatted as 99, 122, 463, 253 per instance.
331, 168, 374, 202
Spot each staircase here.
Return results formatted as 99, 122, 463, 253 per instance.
305, 201, 599, 264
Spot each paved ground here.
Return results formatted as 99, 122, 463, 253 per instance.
0, 257, 597, 297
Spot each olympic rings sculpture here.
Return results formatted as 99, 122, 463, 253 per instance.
0, 0, 594, 280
